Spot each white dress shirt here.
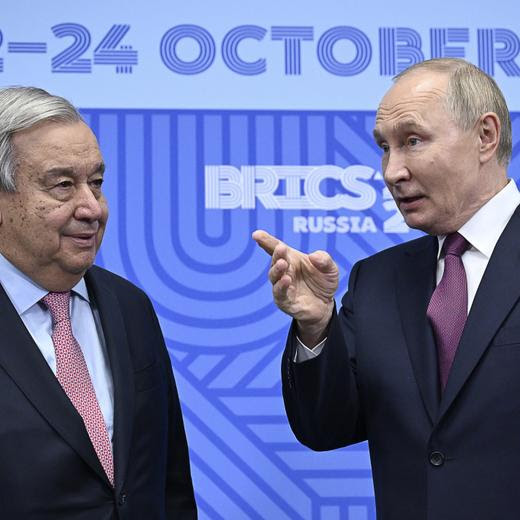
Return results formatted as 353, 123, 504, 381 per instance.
296, 179, 520, 362
0, 254, 115, 440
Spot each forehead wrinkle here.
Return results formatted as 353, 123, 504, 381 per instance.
377, 95, 438, 119
380, 85, 447, 108
374, 89, 450, 141
374, 111, 424, 140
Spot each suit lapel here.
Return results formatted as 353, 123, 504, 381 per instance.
439, 206, 520, 419
0, 284, 109, 484
86, 268, 134, 494
396, 235, 440, 424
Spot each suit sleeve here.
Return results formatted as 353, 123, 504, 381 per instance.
281, 260, 366, 450
145, 298, 198, 519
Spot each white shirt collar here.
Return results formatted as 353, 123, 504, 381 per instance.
438, 179, 520, 258
0, 253, 90, 315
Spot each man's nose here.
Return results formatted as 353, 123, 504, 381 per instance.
383, 150, 411, 186
74, 184, 103, 221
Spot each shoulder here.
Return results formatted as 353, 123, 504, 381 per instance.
86, 265, 150, 304
85, 266, 163, 339
342, 234, 435, 300
356, 234, 435, 270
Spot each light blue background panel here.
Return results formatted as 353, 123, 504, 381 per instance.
4, 1, 520, 518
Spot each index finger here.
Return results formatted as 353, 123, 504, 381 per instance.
252, 229, 281, 256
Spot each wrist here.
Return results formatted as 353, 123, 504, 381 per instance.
295, 303, 334, 348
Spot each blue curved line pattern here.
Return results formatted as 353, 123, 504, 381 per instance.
329, 114, 409, 252
221, 25, 267, 75
194, 113, 233, 247
494, 29, 520, 76
85, 108, 520, 519
51, 23, 91, 73
103, 112, 290, 340
169, 113, 261, 272
160, 25, 216, 75
167, 326, 294, 355
151, 297, 279, 329
395, 28, 424, 73
114, 146, 278, 296
317, 26, 372, 76
146, 157, 269, 296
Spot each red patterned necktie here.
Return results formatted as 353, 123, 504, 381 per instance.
426, 232, 470, 391
42, 291, 114, 486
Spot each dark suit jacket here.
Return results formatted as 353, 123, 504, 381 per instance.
0, 265, 196, 519
283, 206, 520, 520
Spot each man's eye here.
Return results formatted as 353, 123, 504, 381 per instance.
380, 143, 389, 153
90, 178, 104, 188
57, 181, 73, 188
408, 137, 420, 146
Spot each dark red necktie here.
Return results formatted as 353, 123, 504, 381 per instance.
427, 233, 470, 390
42, 291, 114, 486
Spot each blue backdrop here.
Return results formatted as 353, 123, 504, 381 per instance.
4, 1, 520, 518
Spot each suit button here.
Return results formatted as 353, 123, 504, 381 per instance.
429, 451, 445, 467
118, 493, 127, 506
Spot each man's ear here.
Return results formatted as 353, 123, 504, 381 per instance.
478, 112, 500, 164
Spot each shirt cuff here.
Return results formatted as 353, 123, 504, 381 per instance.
294, 336, 327, 363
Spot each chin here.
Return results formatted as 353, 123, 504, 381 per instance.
402, 212, 439, 235
62, 257, 96, 276
403, 218, 428, 233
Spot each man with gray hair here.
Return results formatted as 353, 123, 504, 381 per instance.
254, 58, 520, 518
0, 87, 196, 519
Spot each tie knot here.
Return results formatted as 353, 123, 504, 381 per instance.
442, 232, 469, 258
41, 291, 71, 324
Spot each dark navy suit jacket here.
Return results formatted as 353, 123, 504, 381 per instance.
283, 206, 520, 519
0, 265, 196, 519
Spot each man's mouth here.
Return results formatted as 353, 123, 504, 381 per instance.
397, 195, 425, 210
65, 233, 97, 247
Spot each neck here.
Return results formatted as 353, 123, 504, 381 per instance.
0, 250, 83, 292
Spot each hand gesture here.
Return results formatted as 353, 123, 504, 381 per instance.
252, 229, 338, 345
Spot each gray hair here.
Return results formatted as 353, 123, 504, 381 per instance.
0, 86, 82, 191
394, 58, 512, 167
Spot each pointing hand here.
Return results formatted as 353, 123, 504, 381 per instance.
253, 229, 338, 346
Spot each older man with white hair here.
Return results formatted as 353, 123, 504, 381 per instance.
0, 87, 196, 519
